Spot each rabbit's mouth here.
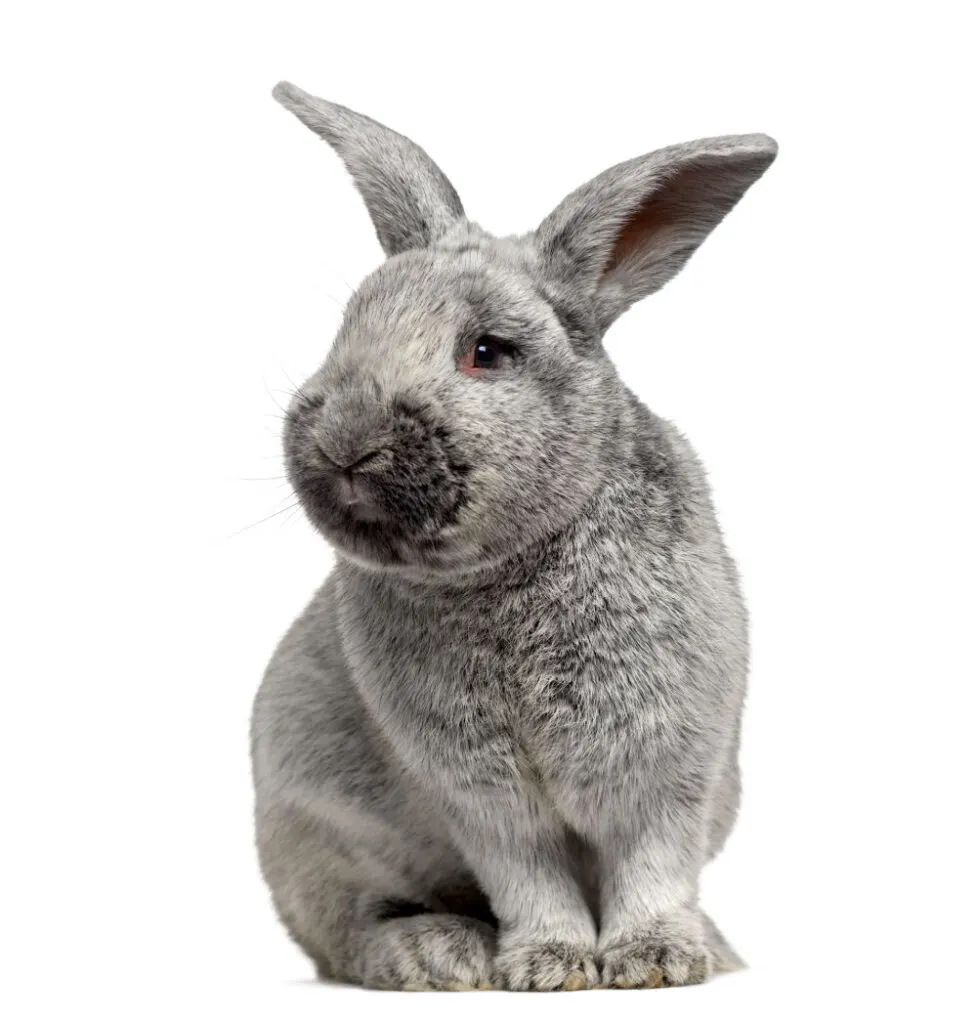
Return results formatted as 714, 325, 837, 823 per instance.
283, 395, 471, 569
317, 447, 395, 524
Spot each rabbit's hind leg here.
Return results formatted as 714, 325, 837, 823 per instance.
257, 798, 496, 990
356, 910, 496, 990
280, 883, 496, 990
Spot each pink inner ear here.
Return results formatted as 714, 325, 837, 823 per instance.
608, 194, 678, 272
606, 170, 694, 273
606, 161, 719, 273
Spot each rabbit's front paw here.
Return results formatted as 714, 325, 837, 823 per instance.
600, 921, 710, 988
493, 939, 599, 991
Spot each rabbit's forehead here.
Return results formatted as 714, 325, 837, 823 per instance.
334, 248, 552, 360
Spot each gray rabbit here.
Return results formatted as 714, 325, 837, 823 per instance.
251, 81, 776, 991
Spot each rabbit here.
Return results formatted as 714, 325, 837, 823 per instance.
251, 80, 776, 991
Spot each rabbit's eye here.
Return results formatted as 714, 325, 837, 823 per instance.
459, 337, 515, 377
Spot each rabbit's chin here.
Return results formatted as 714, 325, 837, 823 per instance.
293, 494, 519, 578
312, 521, 499, 579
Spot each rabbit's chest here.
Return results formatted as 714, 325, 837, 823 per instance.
347, 541, 713, 816
496, 559, 690, 797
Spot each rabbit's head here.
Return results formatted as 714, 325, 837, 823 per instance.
273, 82, 776, 575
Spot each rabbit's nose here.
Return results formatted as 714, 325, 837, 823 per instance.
319, 446, 392, 474
315, 380, 392, 464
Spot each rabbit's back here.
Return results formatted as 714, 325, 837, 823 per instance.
252, 575, 463, 863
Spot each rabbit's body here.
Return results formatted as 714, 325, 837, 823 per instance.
253, 82, 775, 990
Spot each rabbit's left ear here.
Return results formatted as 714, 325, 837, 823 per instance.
536, 134, 777, 332
272, 82, 464, 257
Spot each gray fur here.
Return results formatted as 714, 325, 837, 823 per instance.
252, 82, 776, 990
272, 82, 464, 256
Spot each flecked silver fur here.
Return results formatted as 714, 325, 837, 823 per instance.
252, 81, 777, 991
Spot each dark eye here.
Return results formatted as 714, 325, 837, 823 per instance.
473, 342, 500, 369
459, 336, 516, 377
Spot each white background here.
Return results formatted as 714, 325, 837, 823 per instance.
2, 2, 973, 1021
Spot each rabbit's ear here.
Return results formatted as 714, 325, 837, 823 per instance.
536, 134, 777, 331
272, 82, 464, 257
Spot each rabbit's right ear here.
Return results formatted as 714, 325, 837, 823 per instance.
272, 82, 464, 257
536, 134, 777, 334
